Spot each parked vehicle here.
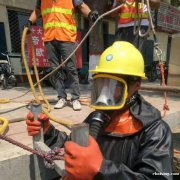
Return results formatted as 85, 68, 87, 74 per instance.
145, 60, 168, 84
145, 61, 158, 82
0, 52, 17, 89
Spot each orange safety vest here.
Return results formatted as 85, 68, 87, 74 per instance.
118, 0, 149, 24
41, 0, 77, 42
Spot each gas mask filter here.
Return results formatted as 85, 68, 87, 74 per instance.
90, 74, 128, 110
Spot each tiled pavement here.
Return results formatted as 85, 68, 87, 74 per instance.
0, 82, 180, 161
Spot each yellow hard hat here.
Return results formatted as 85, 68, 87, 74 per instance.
90, 41, 146, 78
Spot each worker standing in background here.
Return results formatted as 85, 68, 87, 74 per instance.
25, 41, 173, 180
112, 0, 160, 53
25, 0, 99, 111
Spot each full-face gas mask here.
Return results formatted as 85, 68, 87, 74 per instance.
90, 74, 128, 110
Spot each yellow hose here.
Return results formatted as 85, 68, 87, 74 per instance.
0, 117, 9, 134
21, 27, 74, 127
0, 99, 10, 103
29, 33, 51, 112
0, 99, 10, 133
21, 28, 41, 103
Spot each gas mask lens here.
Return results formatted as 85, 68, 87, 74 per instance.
91, 75, 128, 110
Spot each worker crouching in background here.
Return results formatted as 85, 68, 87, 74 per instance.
26, 41, 173, 180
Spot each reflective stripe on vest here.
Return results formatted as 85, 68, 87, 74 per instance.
120, 12, 149, 19
119, 2, 149, 24
43, 22, 76, 31
41, 7, 73, 16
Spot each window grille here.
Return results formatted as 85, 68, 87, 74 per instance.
7, 9, 42, 53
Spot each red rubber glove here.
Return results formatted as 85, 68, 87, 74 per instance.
64, 136, 103, 180
26, 112, 50, 136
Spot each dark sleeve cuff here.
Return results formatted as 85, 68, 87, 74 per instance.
35, 0, 41, 9
44, 125, 70, 149
93, 159, 109, 180
94, 159, 123, 179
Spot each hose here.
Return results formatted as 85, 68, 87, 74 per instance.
133, 0, 152, 37
29, 32, 51, 112
0, 116, 9, 134
21, 28, 41, 103
0, 104, 27, 115
0, 98, 10, 103
0, 99, 10, 133
21, 28, 76, 128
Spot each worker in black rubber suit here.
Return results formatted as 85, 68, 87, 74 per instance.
26, 41, 173, 180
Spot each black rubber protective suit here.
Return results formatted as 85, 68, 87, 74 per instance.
44, 95, 173, 180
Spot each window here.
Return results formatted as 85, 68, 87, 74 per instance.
8, 9, 42, 53
8, 10, 30, 53
0, 22, 7, 54
171, 0, 180, 7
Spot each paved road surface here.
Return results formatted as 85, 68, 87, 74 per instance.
0, 82, 180, 162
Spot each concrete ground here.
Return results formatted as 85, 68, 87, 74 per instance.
0, 81, 180, 152
0, 80, 180, 179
